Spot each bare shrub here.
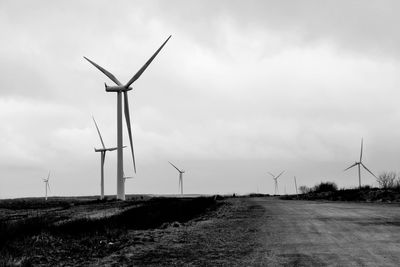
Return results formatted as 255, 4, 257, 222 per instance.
376, 172, 397, 189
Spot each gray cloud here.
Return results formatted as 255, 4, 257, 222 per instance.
145, 0, 400, 59
1, 0, 399, 198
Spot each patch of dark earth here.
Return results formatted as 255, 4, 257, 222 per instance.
97, 199, 266, 266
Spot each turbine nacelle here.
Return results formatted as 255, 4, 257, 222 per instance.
105, 83, 132, 92
94, 146, 124, 152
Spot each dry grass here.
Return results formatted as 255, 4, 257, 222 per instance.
0, 196, 219, 266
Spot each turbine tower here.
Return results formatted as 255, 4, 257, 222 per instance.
85, 35, 171, 200
294, 176, 298, 195
43, 171, 51, 201
169, 161, 185, 195
92, 116, 120, 200
344, 138, 377, 188
268, 171, 285, 195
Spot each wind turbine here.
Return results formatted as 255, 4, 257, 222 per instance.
268, 171, 285, 195
169, 161, 185, 195
123, 171, 134, 185
294, 176, 298, 195
43, 171, 51, 201
84, 35, 171, 200
344, 138, 377, 189
92, 116, 121, 200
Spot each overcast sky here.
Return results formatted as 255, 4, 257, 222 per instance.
1, 0, 400, 198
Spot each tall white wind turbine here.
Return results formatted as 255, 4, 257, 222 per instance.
85, 35, 171, 200
268, 171, 285, 195
43, 171, 51, 201
169, 161, 185, 195
92, 116, 120, 200
344, 138, 377, 188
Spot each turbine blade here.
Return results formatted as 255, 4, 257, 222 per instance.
275, 170, 285, 179
169, 161, 181, 172
360, 138, 363, 162
344, 162, 358, 171
92, 116, 106, 149
84, 57, 122, 86
125, 35, 171, 88
267, 172, 275, 178
47, 182, 51, 192
124, 92, 136, 173
47, 171, 50, 181
361, 162, 377, 178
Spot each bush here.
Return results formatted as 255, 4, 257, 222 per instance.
395, 179, 400, 190
298, 186, 311, 194
312, 182, 338, 193
359, 185, 372, 190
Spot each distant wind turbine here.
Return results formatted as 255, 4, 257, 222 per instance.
84, 35, 171, 200
344, 138, 377, 188
43, 171, 51, 201
294, 176, 298, 195
123, 171, 134, 185
169, 161, 185, 195
268, 171, 285, 195
92, 116, 121, 200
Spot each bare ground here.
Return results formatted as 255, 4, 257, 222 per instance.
2, 197, 400, 266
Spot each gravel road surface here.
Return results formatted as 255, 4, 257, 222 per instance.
251, 198, 400, 266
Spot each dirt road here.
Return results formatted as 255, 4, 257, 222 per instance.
251, 198, 400, 266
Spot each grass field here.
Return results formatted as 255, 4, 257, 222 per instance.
0, 195, 219, 266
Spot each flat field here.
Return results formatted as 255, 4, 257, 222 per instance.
1, 196, 400, 266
